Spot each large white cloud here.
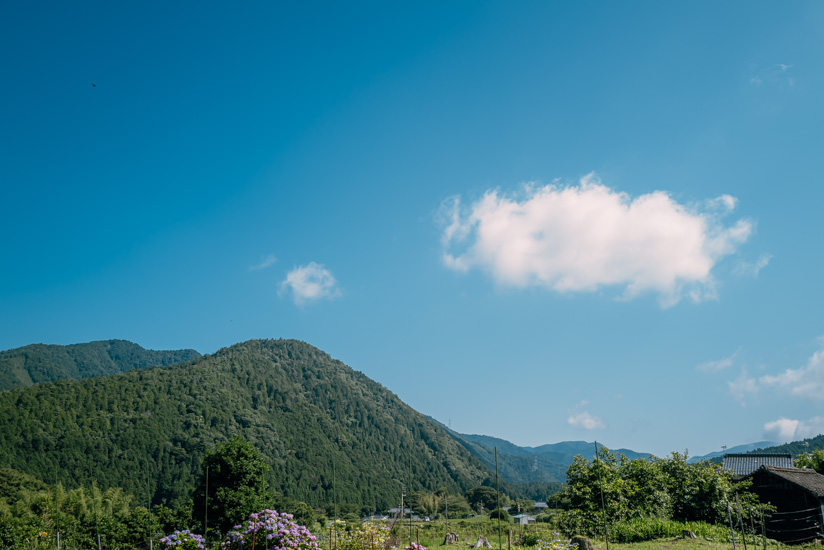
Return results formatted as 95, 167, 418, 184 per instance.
280, 262, 339, 305
764, 417, 824, 442
440, 175, 753, 306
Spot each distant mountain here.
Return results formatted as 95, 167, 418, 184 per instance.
436, 424, 651, 489
0, 339, 490, 509
687, 441, 778, 463
0, 339, 201, 390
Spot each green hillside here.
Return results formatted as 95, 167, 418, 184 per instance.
0, 339, 489, 511
0, 339, 201, 390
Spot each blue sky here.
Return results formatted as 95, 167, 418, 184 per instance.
2, 1, 824, 458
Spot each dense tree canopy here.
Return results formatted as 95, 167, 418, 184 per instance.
564, 447, 756, 535
0, 340, 490, 512
192, 437, 270, 537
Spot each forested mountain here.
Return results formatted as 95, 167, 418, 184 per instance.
0, 339, 200, 390
0, 339, 489, 511
441, 427, 650, 487
687, 441, 777, 463
752, 434, 824, 456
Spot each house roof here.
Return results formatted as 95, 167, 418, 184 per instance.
753, 466, 824, 498
723, 453, 794, 476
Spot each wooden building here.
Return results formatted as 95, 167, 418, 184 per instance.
747, 465, 824, 544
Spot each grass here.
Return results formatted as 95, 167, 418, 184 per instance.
327, 518, 823, 550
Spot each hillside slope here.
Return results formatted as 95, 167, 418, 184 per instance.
0, 339, 489, 510
0, 339, 201, 390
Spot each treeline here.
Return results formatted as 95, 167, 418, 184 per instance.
558, 447, 759, 538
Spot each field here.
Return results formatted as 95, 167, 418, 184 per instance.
313, 518, 823, 550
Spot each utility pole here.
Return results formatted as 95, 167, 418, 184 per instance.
495, 447, 501, 550
204, 465, 209, 544
595, 442, 609, 550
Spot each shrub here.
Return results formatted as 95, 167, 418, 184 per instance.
160, 529, 206, 550
336, 521, 391, 550
221, 509, 320, 550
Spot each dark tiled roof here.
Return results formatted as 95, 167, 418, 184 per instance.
757, 466, 824, 498
723, 453, 794, 476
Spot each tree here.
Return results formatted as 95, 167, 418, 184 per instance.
192, 437, 269, 537
795, 449, 824, 474
465, 486, 500, 513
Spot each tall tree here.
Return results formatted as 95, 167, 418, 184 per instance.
192, 437, 269, 537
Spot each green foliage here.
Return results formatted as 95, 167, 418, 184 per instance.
439, 494, 471, 518
335, 520, 391, 550
795, 449, 824, 474
605, 517, 733, 543
488, 507, 509, 520
465, 486, 501, 512
192, 436, 270, 536
564, 446, 756, 537
407, 491, 439, 516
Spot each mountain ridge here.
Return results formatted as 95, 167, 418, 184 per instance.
0, 339, 201, 391
0, 338, 490, 510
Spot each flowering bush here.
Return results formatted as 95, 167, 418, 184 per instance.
335, 521, 391, 550
160, 530, 206, 550
221, 509, 320, 550
404, 543, 425, 550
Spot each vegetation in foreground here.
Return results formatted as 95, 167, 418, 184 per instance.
3, 436, 823, 550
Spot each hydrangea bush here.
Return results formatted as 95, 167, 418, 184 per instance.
221, 509, 320, 550
160, 529, 206, 550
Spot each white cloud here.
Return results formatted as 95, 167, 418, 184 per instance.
567, 411, 606, 430
764, 417, 824, 443
763, 418, 799, 442
440, 175, 753, 307
697, 348, 740, 372
734, 254, 772, 278
750, 64, 795, 88
728, 368, 759, 405
760, 348, 824, 400
249, 254, 277, 271
280, 262, 340, 305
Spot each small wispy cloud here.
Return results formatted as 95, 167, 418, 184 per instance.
697, 348, 740, 372
249, 254, 277, 271
764, 416, 824, 443
439, 174, 753, 308
567, 401, 605, 430
728, 368, 759, 406
279, 262, 340, 305
567, 411, 606, 430
734, 254, 772, 278
726, 339, 824, 405
750, 63, 795, 88
760, 347, 824, 400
